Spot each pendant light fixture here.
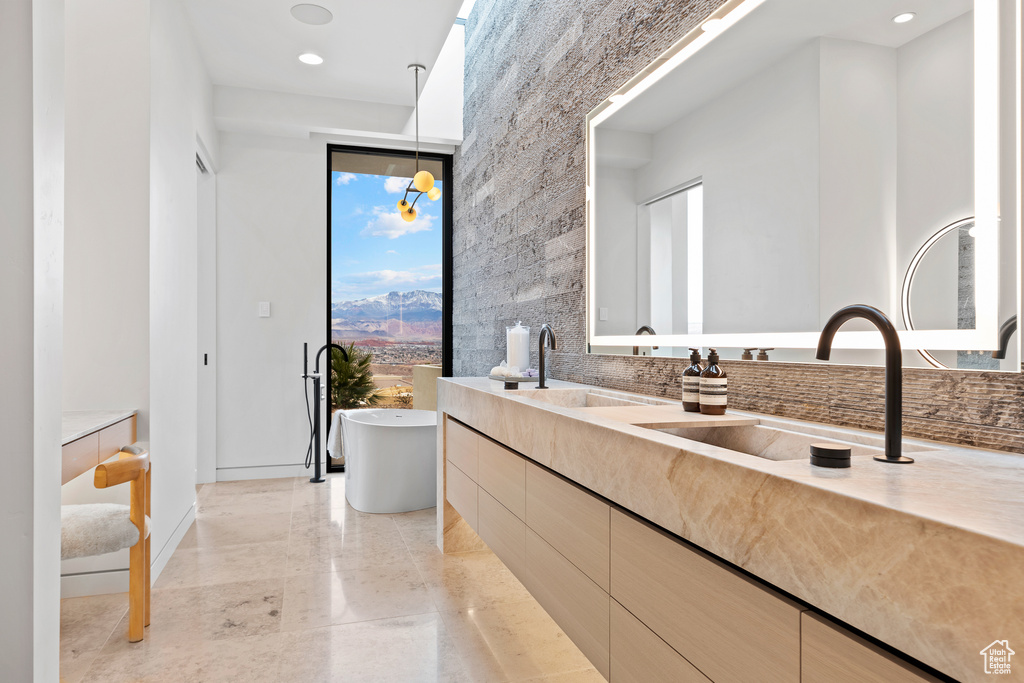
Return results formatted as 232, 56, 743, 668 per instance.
397, 64, 440, 222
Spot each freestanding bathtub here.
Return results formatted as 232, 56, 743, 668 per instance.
340, 409, 437, 514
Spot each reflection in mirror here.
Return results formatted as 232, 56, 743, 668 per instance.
587, 0, 1021, 370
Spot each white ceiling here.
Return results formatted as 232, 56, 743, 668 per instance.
181, 0, 464, 106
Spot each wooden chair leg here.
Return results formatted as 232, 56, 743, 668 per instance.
144, 534, 151, 627
128, 540, 144, 642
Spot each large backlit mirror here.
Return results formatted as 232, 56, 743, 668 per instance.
586, 0, 1021, 370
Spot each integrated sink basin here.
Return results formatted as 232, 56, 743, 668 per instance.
508, 387, 669, 408
654, 421, 941, 462
507, 385, 941, 463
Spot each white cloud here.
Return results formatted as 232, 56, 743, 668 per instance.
386, 250, 399, 255
383, 177, 409, 194
335, 172, 357, 185
333, 266, 442, 298
360, 206, 434, 239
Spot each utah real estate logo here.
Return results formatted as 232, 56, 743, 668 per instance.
980, 640, 1014, 675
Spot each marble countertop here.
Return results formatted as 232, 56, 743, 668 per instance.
62, 410, 137, 445
438, 377, 1024, 683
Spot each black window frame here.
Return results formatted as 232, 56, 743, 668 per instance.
325, 144, 453, 472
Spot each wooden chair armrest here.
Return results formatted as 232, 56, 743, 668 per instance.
95, 453, 150, 489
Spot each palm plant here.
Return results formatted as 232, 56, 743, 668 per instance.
329, 343, 383, 410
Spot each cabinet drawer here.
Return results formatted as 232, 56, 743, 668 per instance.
802, 612, 941, 683
445, 417, 478, 481
445, 462, 477, 530
610, 599, 710, 683
478, 438, 525, 519
526, 463, 609, 591
525, 528, 610, 679
478, 489, 526, 580
62, 433, 99, 485
98, 416, 136, 462
610, 509, 802, 683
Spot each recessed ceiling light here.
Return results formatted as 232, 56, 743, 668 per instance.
609, 94, 624, 103
291, 4, 333, 25
701, 18, 723, 34
298, 52, 324, 65
892, 12, 916, 24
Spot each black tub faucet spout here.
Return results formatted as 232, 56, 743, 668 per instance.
816, 305, 913, 464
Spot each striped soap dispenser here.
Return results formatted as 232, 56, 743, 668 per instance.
699, 348, 727, 415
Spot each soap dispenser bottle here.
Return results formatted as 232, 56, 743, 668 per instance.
699, 348, 727, 415
682, 348, 703, 412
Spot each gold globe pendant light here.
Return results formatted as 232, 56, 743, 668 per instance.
398, 64, 440, 221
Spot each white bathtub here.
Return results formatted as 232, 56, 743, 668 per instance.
340, 409, 437, 514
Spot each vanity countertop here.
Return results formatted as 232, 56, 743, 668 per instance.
438, 377, 1024, 683
62, 410, 137, 445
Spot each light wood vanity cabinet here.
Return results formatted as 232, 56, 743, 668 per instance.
443, 416, 937, 683
477, 489, 526, 578
524, 527, 610, 678
611, 509, 802, 683
526, 462, 610, 591
610, 599, 710, 683
801, 612, 941, 683
478, 437, 526, 518
445, 417, 478, 481
445, 460, 477, 530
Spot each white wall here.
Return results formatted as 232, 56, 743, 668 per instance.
63, 0, 151, 431
149, 0, 219, 575
896, 12, 974, 330
818, 38, 897, 328
635, 42, 821, 334
215, 133, 327, 479
594, 165, 638, 335
60, 0, 151, 593
0, 0, 64, 678
61, 0, 220, 593
401, 23, 465, 142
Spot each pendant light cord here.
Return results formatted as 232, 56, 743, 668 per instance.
414, 66, 420, 174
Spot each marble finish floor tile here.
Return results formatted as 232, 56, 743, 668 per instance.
414, 549, 533, 612
154, 540, 288, 590
280, 565, 435, 631
286, 527, 412, 575
107, 578, 285, 643
82, 631, 287, 683
62, 474, 597, 682
441, 599, 597, 683
178, 511, 291, 549
277, 612, 473, 683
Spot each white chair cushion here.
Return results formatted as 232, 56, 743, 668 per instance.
61, 504, 150, 560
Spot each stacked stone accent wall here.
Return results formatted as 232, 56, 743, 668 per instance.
453, 0, 1024, 453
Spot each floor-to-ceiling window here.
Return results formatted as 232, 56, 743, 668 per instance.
327, 146, 452, 469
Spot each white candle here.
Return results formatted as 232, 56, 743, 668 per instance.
506, 322, 530, 372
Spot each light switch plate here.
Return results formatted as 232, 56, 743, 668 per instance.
599, 307, 609, 321
258, 301, 271, 318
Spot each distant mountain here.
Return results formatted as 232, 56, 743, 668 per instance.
331, 290, 442, 341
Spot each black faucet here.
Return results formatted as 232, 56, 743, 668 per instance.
816, 305, 913, 464
632, 325, 659, 356
538, 324, 557, 389
992, 315, 1018, 359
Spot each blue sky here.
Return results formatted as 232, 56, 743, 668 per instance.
331, 171, 443, 303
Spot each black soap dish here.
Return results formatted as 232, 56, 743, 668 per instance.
809, 443, 852, 468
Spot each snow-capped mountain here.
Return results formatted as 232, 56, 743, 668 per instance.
331, 290, 442, 340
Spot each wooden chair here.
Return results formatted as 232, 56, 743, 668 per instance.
61, 444, 151, 642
